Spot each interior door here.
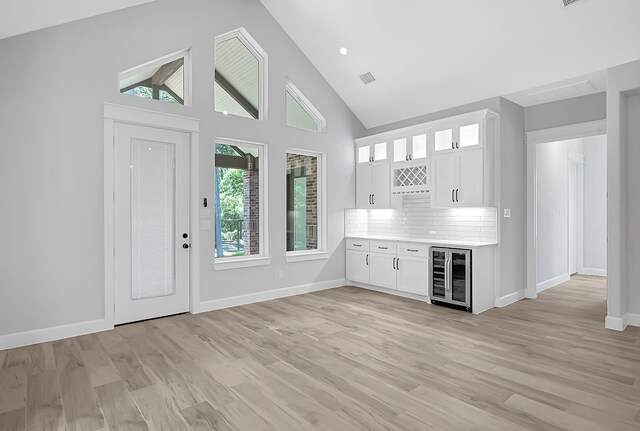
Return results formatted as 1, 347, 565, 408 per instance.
114, 123, 190, 325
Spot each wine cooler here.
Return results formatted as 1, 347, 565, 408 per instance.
429, 247, 471, 312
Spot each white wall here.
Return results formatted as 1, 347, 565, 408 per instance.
606, 59, 640, 326
536, 136, 607, 288
525, 92, 606, 132
0, 0, 365, 338
583, 135, 607, 274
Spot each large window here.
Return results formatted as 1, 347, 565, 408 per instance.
118, 49, 190, 105
214, 140, 267, 267
215, 29, 267, 119
286, 151, 326, 257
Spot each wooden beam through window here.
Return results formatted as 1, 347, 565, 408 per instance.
151, 58, 183, 87
215, 70, 259, 119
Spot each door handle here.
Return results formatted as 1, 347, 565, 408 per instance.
396, 258, 400, 271
393, 258, 396, 270
182, 243, 190, 249
452, 189, 455, 202
366, 254, 369, 265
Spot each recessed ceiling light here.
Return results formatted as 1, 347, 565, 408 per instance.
339, 47, 348, 56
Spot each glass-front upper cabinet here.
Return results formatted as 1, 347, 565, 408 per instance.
357, 141, 388, 164
433, 120, 481, 152
392, 133, 428, 163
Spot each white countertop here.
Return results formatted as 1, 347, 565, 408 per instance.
346, 235, 498, 248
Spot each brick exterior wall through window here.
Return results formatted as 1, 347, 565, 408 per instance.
242, 155, 260, 255
286, 153, 318, 250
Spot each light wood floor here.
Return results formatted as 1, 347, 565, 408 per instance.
1, 276, 639, 431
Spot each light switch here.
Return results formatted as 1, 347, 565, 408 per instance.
200, 220, 211, 230
503, 208, 511, 218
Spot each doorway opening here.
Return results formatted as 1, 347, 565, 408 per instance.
527, 124, 607, 304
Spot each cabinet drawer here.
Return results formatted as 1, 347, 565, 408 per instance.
346, 238, 370, 251
397, 242, 429, 257
370, 240, 397, 255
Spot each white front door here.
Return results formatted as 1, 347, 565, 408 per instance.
113, 123, 190, 325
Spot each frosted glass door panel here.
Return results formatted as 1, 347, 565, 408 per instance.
358, 146, 370, 164
434, 129, 453, 152
393, 138, 407, 162
374, 142, 387, 161
412, 134, 427, 159
130, 140, 176, 300
459, 123, 480, 148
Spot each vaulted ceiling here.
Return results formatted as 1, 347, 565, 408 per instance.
260, 0, 640, 128
4, 1, 640, 129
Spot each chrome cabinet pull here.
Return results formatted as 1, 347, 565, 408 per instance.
397, 258, 400, 270
392, 258, 396, 270
456, 189, 459, 202
407, 249, 419, 252
366, 254, 369, 265
452, 189, 455, 202
378, 246, 388, 250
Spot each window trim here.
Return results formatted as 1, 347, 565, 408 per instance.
285, 149, 327, 260
213, 137, 269, 267
285, 80, 327, 133
214, 28, 268, 120
117, 48, 192, 106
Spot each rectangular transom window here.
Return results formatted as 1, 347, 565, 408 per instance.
214, 140, 267, 262
118, 49, 190, 105
286, 150, 326, 254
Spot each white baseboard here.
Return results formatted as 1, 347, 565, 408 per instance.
605, 315, 625, 331
495, 289, 525, 308
605, 313, 640, 331
580, 268, 607, 277
194, 278, 347, 314
537, 273, 570, 293
0, 319, 106, 351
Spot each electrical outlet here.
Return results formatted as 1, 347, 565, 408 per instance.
503, 209, 511, 218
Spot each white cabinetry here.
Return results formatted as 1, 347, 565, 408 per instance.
431, 149, 484, 207
346, 238, 429, 297
396, 242, 429, 295
369, 241, 397, 290
430, 110, 497, 208
356, 141, 397, 209
346, 239, 370, 284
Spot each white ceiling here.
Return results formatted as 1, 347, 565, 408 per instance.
0, 0, 157, 40
260, 0, 640, 128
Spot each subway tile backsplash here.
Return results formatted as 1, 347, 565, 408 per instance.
345, 194, 497, 243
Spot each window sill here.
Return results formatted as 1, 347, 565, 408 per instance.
214, 256, 272, 271
285, 251, 330, 263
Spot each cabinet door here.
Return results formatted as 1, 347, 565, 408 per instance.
431, 152, 457, 208
393, 138, 408, 163
369, 253, 396, 290
457, 122, 481, 149
346, 250, 369, 284
433, 127, 454, 152
357, 144, 371, 164
371, 162, 390, 208
430, 249, 447, 300
356, 164, 372, 208
457, 149, 483, 206
411, 133, 428, 160
450, 250, 471, 306
397, 256, 429, 296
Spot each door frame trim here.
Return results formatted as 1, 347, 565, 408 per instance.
525, 119, 606, 301
103, 103, 200, 330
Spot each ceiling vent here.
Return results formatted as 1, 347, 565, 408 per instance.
563, 0, 582, 6
527, 80, 597, 104
359, 71, 377, 85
